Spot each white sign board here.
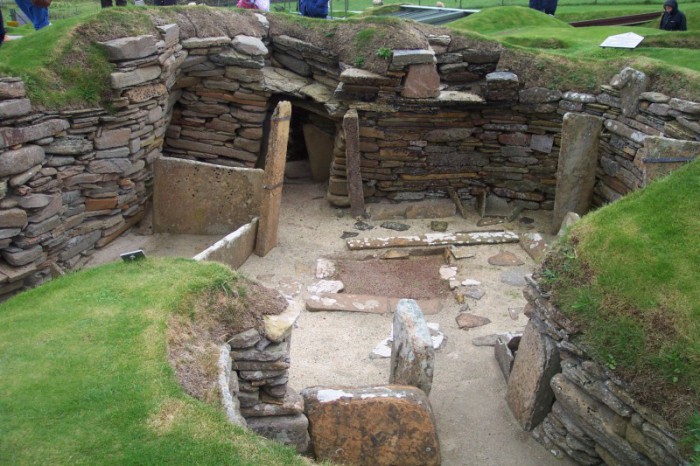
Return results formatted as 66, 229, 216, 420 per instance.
600, 32, 645, 49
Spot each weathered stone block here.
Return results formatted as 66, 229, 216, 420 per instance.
0, 145, 45, 177
181, 36, 230, 49
405, 199, 456, 219
2, 245, 44, 267
0, 80, 26, 99
263, 299, 301, 343
110, 66, 161, 89
45, 137, 93, 155
232, 35, 268, 56
99, 35, 157, 61
400, 63, 440, 99
551, 113, 602, 233
241, 387, 303, 417
390, 299, 434, 395
246, 414, 310, 454
0, 119, 69, 149
302, 385, 440, 466
506, 320, 560, 431
0, 99, 31, 119
228, 329, 261, 349
391, 49, 436, 68
95, 128, 131, 150
0, 208, 27, 229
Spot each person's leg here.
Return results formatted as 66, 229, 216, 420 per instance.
101, 0, 115, 7
0, 8, 5, 44
32, 6, 49, 29
115, 0, 127, 5
13, 0, 49, 30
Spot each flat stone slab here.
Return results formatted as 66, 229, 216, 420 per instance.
306, 293, 441, 315
390, 299, 435, 395
488, 251, 525, 266
347, 230, 519, 250
449, 245, 476, 259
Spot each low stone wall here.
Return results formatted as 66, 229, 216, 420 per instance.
506, 280, 687, 465
225, 300, 310, 453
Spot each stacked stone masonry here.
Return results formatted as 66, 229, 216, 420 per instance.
0, 12, 698, 304
517, 282, 688, 465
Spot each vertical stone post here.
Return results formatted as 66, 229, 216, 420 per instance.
255, 101, 291, 257
343, 109, 365, 218
551, 113, 602, 234
390, 299, 435, 396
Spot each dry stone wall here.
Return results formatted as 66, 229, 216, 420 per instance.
507, 280, 689, 465
1, 10, 699, 302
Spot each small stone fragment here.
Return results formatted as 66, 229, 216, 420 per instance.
307, 280, 344, 294
508, 307, 521, 320
439, 265, 457, 280
315, 258, 336, 279
462, 278, 481, 286
354, 220, 374, 231
430, 220, 448, 232
456, 313, 491, 329
477, 216, 505, 227
341, 231, 359, 239
463, 288, 485, 300
380, 221, 410, 231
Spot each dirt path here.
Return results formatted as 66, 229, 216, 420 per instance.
239, 182, 571, 466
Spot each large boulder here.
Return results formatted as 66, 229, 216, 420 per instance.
301, 385, 440, 466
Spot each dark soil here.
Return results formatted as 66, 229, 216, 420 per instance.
336, 255, 451, 299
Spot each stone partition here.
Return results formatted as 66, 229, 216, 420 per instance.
153, 157, 262, 235
505, 280, 688, 465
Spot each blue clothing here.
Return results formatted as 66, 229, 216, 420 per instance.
0, 8, 5, 43
530, 0, 557, 15
299, 0, 327, 18
14, 0, 50, 31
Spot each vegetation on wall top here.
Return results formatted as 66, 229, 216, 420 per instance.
539, 159, 700, 456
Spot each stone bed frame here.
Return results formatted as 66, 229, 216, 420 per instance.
1, 9, 699, 464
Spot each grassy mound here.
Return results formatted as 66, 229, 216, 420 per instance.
450, 5, 571, 34
0, 257, 305, 465
539, 159, 700, 455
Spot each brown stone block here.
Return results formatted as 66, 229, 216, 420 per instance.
302, 385, 440, 466
85, 197, 118, 211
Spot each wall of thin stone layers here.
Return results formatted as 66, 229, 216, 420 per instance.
1, 11, 699, 303
516, 281, 687, 465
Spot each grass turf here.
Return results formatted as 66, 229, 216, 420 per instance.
0, 257, 305, 465
540, 159, 700, 451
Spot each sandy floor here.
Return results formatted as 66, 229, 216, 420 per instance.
90, 181, 569, 465
239, 182, 571, 466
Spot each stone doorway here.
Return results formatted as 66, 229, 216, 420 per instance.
272, 99, 336, 184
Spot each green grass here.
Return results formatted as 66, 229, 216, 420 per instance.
0, 8, 155, 108
540, 159, 700, 443
0, 257, 306, 465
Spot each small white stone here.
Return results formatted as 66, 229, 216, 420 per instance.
462, 279, 481, 286
439, 265, 458, 280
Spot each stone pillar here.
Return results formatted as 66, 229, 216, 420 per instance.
343, 109, 365, 218
551, 113, 602, 233
255, 101, 291, 257
390, 299, 434, 396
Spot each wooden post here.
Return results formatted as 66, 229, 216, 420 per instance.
255, 101, 291, 257
343, 109, 365, 218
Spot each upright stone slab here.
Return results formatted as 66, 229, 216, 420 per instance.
302, 385, 440, 466
506, 320, 561, 431
255, 101, 291, 257
401, 63, 440, 99
343, 109, 365, 218
302, 124, 333, 182
617, 67, 649, 117
551, 113, 602, 233
390, 299, 434, 395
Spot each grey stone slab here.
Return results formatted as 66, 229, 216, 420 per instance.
390, 299, 434, 396
551, 113, 602, 233
0, 145, 45, 177
99, 35, 157, 61
246, 414, 310, 454
0, 98, 31, 119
